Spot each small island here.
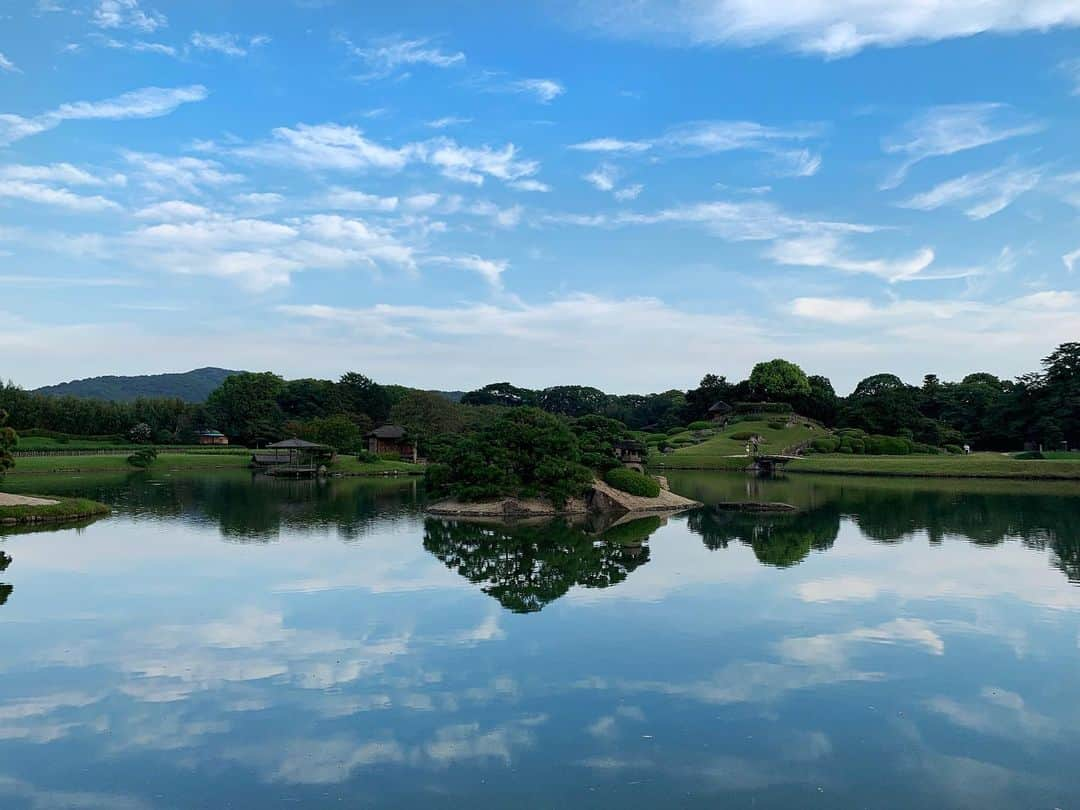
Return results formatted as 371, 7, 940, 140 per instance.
423, 407, 701, 519
0, 493, 111, 526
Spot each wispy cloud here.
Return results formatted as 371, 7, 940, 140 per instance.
0, 181, 121, 212
507, 78, 565, 103
0, 85, 208, 146
92, 0, 166, 33
0, 163, 126, 186
577, 0, 1080, 58
584, 163, 619, 191
0, 52, 20, 74
425, 116, 472, 129
768, 234, 934, 282
190, 32, 270, 58
881, 103, 1043, 188
95, 36, 177, 57
1059, 57, 1080, 95
429, 254, 509, 288
234, 123, 414, 172
569, 137, 651, 153
125, 151, 243, 194
345, 34, 464, 80
901, 163, 1042, 219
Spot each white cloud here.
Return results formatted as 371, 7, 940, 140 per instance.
901, 163, 1042, 219
509, 178, 551, 192
584, 163, 619, 191
577, 0, 1080, 57
0, 52, 20, 74
234, 123, 414, 172
569, 137, 651, 153
190, 32, 270, 57
320, 188, 399, 212
508, 78, 565, 103
125, 151, 242, 193
768, 234, 935, 281
881, 103, 1043, 188
425, 116, 472, 129
430, 254, 509, 287
614, 183, 643, 201
347, 35, 464, 80
1062, 248, 1080, 273
1059, 57, 1080, 94
125, 213, 418, 290
92, 0, 166, 32
97, 37, 177, 56
422, 138, 539, 185
0, 181, 121, 212
134, 200, 215, 221
0, 163, 125, 186
0, 85, 207, 146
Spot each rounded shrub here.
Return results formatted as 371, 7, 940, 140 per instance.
604, 467, 661, 498
687, 421, 712, 431
838, 445, 854, 454
768, 420, 787, 430
944, 444, 963, 455
1014, 450, 1045, 460
730, 431, 757, 441
811, 437, 840, 453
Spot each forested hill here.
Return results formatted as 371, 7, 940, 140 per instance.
34, 367, 244, 403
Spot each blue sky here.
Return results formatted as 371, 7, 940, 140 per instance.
2, 0, 1079, 393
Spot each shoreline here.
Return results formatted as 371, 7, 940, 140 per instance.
0, 495, 111, 526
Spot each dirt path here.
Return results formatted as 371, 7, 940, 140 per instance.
0, 493, 59, 507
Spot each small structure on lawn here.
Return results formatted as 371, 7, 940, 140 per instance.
707, 400, 733, 424
252, 438, 334, 477
196, 430, 229, 446
613, 439, 647, 473
365, 425, 417, 461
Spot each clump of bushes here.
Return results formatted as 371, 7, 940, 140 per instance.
354, 449, 381, 463
730, 431, 758, 441
810, 437, 840, 453
1014, 450, 1045, 460
127, 447, 158, 468
768, 420, 788, 430
686, 421, 712, 431
604, 467, 661, 498
944, 444, 964, 455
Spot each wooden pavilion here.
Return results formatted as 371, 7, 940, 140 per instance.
252, 438, 334, 477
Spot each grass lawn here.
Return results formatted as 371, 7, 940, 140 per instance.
788, 452, 1080, 480
0, 496, 111, 524
650, 420, 822, 470
7, 452, 252, 475
16, 436, 134, 451
331, 457, 425, 476
6, 451, 423, 477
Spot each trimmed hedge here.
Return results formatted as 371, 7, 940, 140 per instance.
686, 421, 712, 431
604, 467, 661, 498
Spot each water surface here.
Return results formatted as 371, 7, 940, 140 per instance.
2, 470, 1079, 808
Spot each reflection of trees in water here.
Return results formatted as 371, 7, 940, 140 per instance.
71, 474, 422, 541
688, 504, 840, 568
423, 517, 656, 613
841, 489, 1080, 582
0, 550, 11, 607
687, 486, 1080, 583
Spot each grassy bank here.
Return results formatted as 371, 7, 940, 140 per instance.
5, 451, 423, 477
787, 452, 1080, 480
650, 420, 820, 470
0, 496, 111, 525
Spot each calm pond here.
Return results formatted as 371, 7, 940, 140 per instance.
2, 470, 1079, 808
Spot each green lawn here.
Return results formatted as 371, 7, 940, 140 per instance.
330, 457, 425, 476
5, 451, 423, 477
788, 452, 1080, 480
16, 436, 134, 451
6, 452, 252, 475
0, 496, 111, 524
650, 420, 822, 470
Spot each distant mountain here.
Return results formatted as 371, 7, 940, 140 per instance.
34, 367, 243, 403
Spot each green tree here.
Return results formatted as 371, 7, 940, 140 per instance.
461, 382, 537, 407
793, 374, 838, 424
305, 413, 363, 453
206, 372, 285, 445
276, 378, 341, 420
748, 359, 811, 402
390, 390, 467, 450
0, 409, 17, 479
538, 385, 608, 417
338, 372, 391, 423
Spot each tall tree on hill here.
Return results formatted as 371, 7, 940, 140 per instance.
792, 375, 839, 425
461, 382, 537, 407
748, 359, 811, 402
338, 372, 391, 423
683, 374, 735, 422
538, 385, 608, 417
206, 372, 286, 445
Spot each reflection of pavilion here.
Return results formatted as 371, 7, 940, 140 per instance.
251, 439, 334, 477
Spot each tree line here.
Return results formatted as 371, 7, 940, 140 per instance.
2, 341, 1078, 452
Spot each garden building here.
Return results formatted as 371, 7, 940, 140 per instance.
196, 430, 229, 446
365, 425, 417, 461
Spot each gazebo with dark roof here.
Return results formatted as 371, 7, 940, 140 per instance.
252, 438, 334, 475
707, 400, 733, 423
